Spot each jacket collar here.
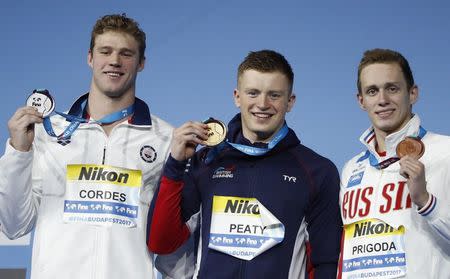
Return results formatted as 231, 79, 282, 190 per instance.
226, 113, 299, 151
359, 114, 424, 162
67, 93, 152, 126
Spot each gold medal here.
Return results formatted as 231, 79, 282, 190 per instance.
396, 137, 425, 159
203, 118, 227, 146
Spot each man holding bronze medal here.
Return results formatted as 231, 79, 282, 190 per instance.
339, 49, 450, 278
149, 50, 342, 278
0, 14, 193, 279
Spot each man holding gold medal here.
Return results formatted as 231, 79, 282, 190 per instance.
150, 50, 342, 278
0, 14, 192, 279
339, 49, 450, 278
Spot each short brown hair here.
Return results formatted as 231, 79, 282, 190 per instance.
238, 50, 294, 92
357, 48, 414, 93
90, 14, 146, 62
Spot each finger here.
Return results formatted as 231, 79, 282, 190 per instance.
175, 125, 209, 140
14, 106, 43, 118
399, 159, 423, 176
10, 108, 43, 126
399, 169, 410, 179
179, 121, 207, 130
9, 116, 42, 133
180, 133, 206, 145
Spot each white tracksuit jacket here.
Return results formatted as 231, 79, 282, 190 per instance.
339, 115, 450, 279
0, 95, 177, 279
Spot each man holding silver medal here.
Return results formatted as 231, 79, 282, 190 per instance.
0, 14, 193, 279
149, 50, 342, 278
338, 49, 450, 278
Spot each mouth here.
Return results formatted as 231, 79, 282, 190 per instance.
375, 109, 395, 118
104, 71, 124, 77
251, 112, 273, 119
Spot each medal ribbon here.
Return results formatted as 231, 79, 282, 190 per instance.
40, 92, 134, 140
369, 126, 427, 169
226, 124, 289, 156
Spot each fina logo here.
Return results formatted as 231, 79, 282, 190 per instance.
212, 165, 235, 179
140, 145, 157, 163
347, 171, 364, 188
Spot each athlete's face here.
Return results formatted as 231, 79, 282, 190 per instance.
234, 70, 295, 143
88, 31, 145, 99
358, 63, 418, 137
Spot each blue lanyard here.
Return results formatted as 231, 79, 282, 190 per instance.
369, 126, 427, 169
43, 99, 135, 140
227, 124, 289, 156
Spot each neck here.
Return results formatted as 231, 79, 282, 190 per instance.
374, 132, 387, 153
242, 125, 284, 144
373, 114, 415, 153
87, 90, 135, 121
87, 89, 135, 136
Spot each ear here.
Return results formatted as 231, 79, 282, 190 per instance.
409, 85, 419, 105
286, 93, 296, 112
233, 89, 240, 108
87, 50, 93, 68
357, 92, 366, 111
137, 57, 146, 72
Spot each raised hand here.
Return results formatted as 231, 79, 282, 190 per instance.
170, 121, 209, 161
8, 106, 43, 152
399, 155, 429, 208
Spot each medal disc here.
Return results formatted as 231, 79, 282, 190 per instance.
396, 137, 425, 159
26, 89, 55, 117
203, 118, 227, 146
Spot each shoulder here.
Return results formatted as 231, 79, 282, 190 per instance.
290, 143, 338, 174
150, 114, 174, 135
341, 150, 369, 180
422, 131, 450, 163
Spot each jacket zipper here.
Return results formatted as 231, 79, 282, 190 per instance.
102, 146, 106, 164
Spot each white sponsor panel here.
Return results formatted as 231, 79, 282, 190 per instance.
63, 164, 141, 228
341, 218, 406, 279
208, 196, 284, 260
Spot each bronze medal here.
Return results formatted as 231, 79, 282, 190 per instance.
396, 137, 425, 159
203, 118, 227, 146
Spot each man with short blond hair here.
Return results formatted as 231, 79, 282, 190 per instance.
150, 50, 342, 278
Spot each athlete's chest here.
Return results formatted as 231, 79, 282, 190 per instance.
341, 162, 412, 225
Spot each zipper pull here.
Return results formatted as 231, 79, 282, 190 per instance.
102, 146, 106, 164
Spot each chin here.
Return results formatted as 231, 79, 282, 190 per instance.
103, 89, 127, 98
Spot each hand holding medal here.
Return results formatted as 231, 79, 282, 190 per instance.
397, 136, 428, 207
7, 90, 49, 152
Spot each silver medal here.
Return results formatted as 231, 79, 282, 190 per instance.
26, 89, 55, 117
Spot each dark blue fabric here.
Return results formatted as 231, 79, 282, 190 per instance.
164, 114, 342, 278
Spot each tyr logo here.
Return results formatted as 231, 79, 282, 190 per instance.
283, 175, 297, 183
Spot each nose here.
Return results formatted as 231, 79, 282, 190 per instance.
377, 90, 390, 106
256, 94, 270, 109
109, 52, 121, 67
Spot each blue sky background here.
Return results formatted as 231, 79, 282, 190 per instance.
1, 1, 449, 277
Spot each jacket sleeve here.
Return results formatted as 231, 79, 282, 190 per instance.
417, 152, 450, 250
305, 161, 342, 278
149, 155, 199, 254
0, 138, 43, 239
